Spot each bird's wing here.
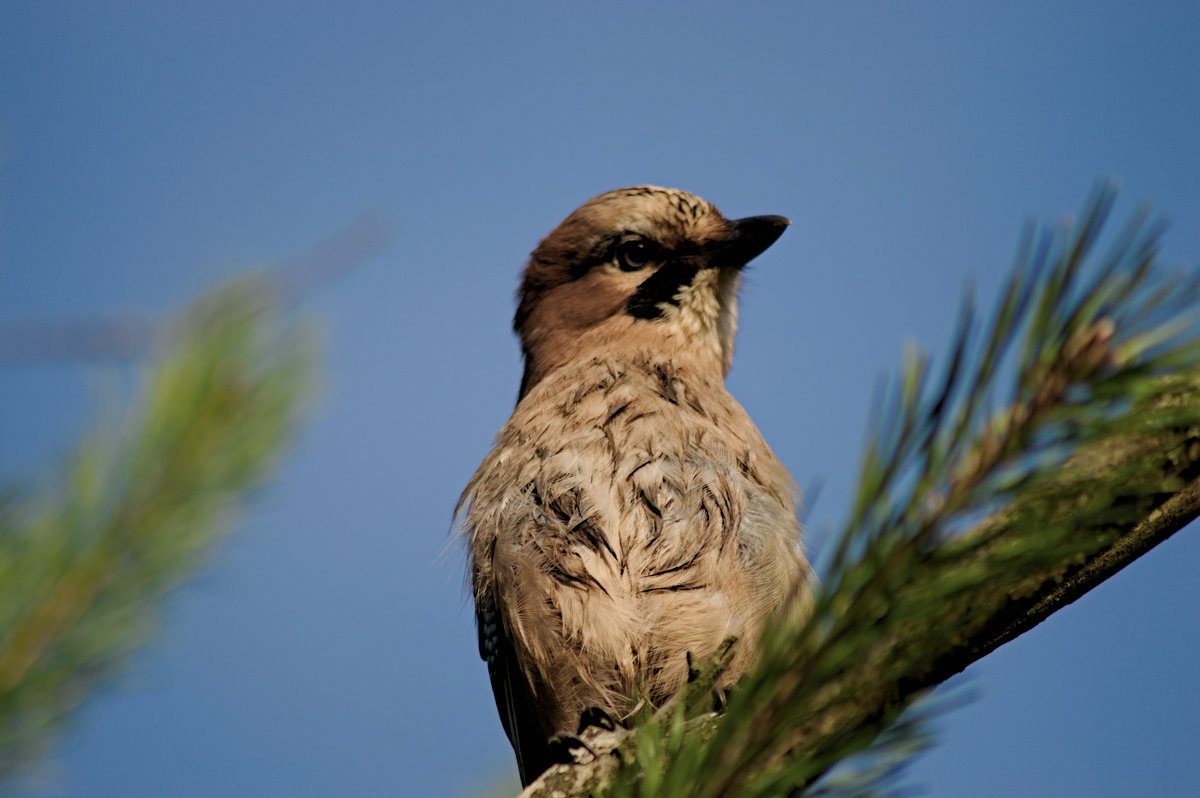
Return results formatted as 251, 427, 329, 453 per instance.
477, 592, 555, 786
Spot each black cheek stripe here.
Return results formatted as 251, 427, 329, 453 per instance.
626, 262, 701, 320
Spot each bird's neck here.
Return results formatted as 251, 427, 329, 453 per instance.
518, 320, 728, 404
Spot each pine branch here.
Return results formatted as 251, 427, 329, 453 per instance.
0, 279, 315, 781
517, 187, 1200, 797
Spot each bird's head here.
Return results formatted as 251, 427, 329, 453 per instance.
514, 186, 789, 399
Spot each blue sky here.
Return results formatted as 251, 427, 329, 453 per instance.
1, 3, 1198, 796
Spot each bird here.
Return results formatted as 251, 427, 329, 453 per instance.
457, 186, 810, 786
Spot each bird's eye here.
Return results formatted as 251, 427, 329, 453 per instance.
616, 239, 653, 272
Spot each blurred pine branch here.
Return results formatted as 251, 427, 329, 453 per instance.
520, 186, 1200, 797
0, 279, 315, 783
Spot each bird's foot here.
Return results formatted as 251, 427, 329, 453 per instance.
711, 684, 731, 712
577, 706, 618, 734
546, 707, 622, 766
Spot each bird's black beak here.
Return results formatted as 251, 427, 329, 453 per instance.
706, 215, 791, 270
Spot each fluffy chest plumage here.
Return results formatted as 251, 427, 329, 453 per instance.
461, 354, 808, 751
464, 356, 797, 599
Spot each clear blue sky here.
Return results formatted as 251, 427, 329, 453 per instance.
2, 3, 1198, 796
